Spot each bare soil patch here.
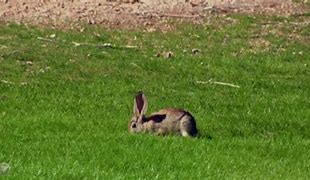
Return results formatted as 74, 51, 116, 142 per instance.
0, 0, 309, 29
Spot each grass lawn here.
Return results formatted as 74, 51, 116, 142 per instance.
1, 14, 310, 179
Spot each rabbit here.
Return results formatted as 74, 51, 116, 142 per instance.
128, 91, 198, 137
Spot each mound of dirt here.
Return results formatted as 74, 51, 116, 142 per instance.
0, 0, 308, 29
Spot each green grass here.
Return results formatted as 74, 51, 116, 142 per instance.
1, 14, 310, 179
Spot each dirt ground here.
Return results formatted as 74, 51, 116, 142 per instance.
0, 0, 309, 29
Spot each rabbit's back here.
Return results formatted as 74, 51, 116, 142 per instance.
146, 108, 198, 136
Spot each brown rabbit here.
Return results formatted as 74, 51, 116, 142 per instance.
128, 92, 198, 137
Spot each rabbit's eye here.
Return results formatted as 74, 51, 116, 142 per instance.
131, 123, 137, 128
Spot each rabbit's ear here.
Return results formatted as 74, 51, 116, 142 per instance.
133, 91, 148, 119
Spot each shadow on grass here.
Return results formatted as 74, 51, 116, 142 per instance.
196, 132, 213, 140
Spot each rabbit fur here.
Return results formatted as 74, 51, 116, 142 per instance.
128, 92, 198, 137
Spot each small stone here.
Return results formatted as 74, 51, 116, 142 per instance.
163, 51, 174, 59
49, 34, 56, 38
192, 48, 200, 54
26, 61, 33, 65
0, 163, 10, 174
88, 19, 95, 24
189, 0, 203, 7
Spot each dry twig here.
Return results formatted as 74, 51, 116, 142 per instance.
37, 36, 137, 49
196, 79, 240, 88
72, 41, 138, 49
1, 80, 15, 85
37, 37, 63, 44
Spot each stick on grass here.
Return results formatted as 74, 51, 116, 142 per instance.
197, 79, 240, 88
72, 42, 138, 49
37, 36, 137, 49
